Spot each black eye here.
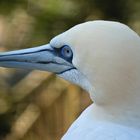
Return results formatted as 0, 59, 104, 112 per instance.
61, 45, 73, 59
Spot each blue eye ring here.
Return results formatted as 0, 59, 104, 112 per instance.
60, 45, 73, 60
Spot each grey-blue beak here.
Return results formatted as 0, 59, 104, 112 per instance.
0, 44, 74, 74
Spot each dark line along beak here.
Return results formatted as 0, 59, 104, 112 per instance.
0, 44, 75, 74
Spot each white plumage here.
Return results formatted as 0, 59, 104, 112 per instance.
0, 20, 140, 139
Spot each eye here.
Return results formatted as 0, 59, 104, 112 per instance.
61, 45, 73, 59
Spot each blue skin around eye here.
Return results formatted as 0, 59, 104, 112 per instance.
55, 45, 73, 63
61, 45, 73, 62
61, 46, 72, 57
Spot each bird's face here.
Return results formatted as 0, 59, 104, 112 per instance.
0, 22, 93, 94
0, 22, 93, 93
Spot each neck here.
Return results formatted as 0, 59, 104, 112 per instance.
90, 102, 140, 129
58, 69, 140, 129
82, 56, 140, 129
88, 82, 140, 129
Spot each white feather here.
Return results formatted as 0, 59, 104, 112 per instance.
51, 21, 140, 139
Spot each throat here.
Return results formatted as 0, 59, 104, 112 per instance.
58, 69, 140, 129
87, 80, 140, 129
91, 99, 140, 129
58, 69, 95, 95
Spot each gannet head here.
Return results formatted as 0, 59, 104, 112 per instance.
51, 20, 140, 107
0, 20, 140, 108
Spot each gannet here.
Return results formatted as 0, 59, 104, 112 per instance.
0, 20, 140, 140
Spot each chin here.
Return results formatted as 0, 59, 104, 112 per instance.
58, 69, 81, 85
58, 69, 94, 96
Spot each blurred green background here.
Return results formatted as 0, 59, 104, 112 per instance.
0, 0, 139, 140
